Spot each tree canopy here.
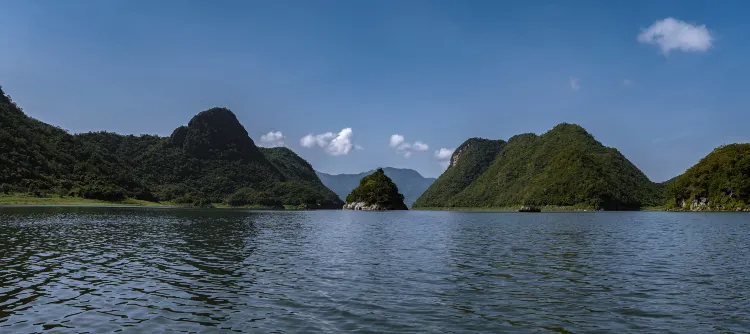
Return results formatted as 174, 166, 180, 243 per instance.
346, 168, 408, 210
414, 124, 665, 210
667, 144, 750, 210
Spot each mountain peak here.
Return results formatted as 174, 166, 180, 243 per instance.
172, 107, 261, 160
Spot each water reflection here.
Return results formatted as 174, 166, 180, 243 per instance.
0, 208, 749, 332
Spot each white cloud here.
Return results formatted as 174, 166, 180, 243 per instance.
569, 77, 580, 91
389, 134, 405, 148
390, 135, 429, 157
638, 18, 713, 55
435, 148, 453, 160
355, 144, 364, 150
300, 132, 334, 148
300, 128, 357, 156
435, 148, 454, 169
622, 79, 635, 87
258, 131, 285, 148
412, 141, 429, 152
328, 128, 354, 156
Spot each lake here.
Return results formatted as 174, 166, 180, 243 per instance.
1, 207, 748, 333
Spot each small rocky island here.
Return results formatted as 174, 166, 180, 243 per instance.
344, 168, 408, 210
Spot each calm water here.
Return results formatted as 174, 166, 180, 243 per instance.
1, 207, 749, 333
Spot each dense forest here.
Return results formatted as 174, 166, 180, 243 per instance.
667, 144, 750, 211
0, 86, 343, 208
345, 168, 408, 210
413, 138, 505, 208
317, 167, 435, 206
414, 124, 665, 210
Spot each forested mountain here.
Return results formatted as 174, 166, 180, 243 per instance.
414, 124, 665, 210
667, 144, 750, 211
413, 138, 505, 208
0, 86, 342, 208
316, 167, 435, 206
344, 168, 408, 210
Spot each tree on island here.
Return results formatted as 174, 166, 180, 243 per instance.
345, 168, 408, 210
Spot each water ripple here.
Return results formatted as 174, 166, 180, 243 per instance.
0, 207, 749, 333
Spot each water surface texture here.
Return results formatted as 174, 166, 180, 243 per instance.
1, 207, 749, 333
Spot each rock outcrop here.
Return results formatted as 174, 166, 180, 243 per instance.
343, 202, 388, 211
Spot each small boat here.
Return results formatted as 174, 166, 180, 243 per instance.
518, 206, 541, 212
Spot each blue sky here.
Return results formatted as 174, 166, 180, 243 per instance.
1, 0, 749, 180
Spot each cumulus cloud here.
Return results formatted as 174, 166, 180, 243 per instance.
300, 132, 335, 148
390, 135, 429, 158
300, 128, 356, 156
435, 148, 453, 160
412, 141, 429, 152
258, 131, 285, 147
328, 128, 354, 156
389, 134, 405, 148
638, 18, 713, 55
435, 148, 454, 169
569, 77, 580, 91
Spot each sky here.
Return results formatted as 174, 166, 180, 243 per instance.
1, 0, 749, 180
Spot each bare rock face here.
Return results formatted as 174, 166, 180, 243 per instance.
690, 197, 709, 211
343, 202, 387, 211
450, 144, 468, 168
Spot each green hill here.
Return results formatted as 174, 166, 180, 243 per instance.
0, 85, 343, 208
344, 168, 408, 210
414, 123, 664, 210
413, 138, 505, 208
667, 144, 750, 211
316, 167, 435, 207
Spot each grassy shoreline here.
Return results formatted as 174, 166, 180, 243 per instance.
0, 194, 166, 207
0, 194, 325, 210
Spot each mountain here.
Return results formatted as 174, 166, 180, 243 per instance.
316, 167, 435, 206
0, 85, 343, 208
344, 168, 408, 210
667, 144, 750, 211
414, 123, 664, 210
413, 138, 505, 208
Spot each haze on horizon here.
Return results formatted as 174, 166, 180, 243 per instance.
2, 0, 748, 181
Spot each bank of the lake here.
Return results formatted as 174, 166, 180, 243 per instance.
0, 194, 163, 207
414, 204, 600, 212
0, 194, 336, 210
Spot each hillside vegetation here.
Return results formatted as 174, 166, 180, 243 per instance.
0, 86, 342, 208
414, 124, 664, 210
413, 138, 505, 208
667, 144, 750, 211
345, 168, 408, 210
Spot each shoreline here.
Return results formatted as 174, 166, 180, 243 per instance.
1, 196, 748, 212
0, 195, 333, 210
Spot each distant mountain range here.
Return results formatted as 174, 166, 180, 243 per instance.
414, 123, 750, 211
3, 83, 748, 212
414, 123, 665, 210
316, 167, 436, 207
0, 85, 343, 208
